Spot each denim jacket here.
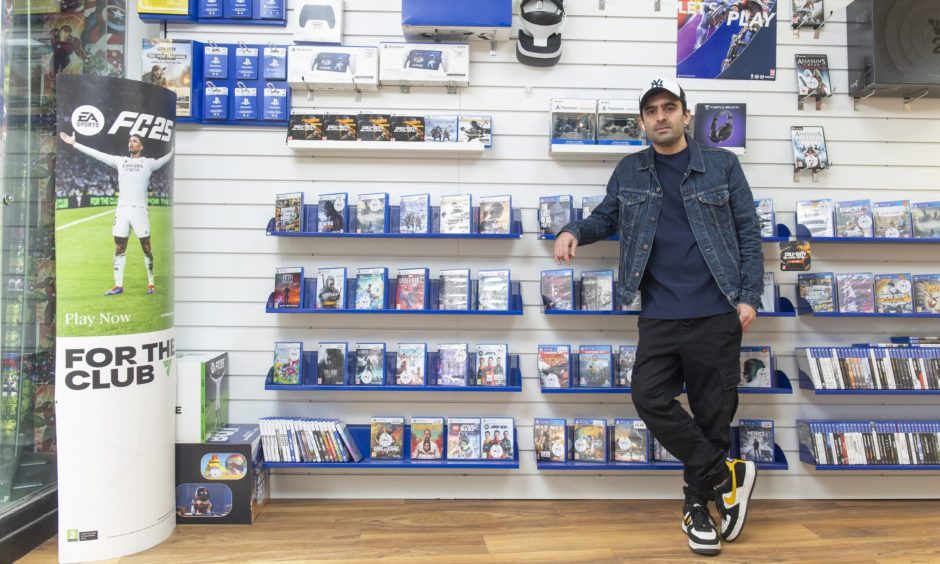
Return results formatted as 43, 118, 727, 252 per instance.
560, 135, 765, 311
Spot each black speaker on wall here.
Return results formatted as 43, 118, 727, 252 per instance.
847, 0, 940, 98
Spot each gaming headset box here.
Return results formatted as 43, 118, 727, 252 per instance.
693, 103, 747, 153
176, 424, 270, 525
402, 0, 512, 42
378, 42, 470, 87
287, 45, 378, 91
550, 99, 597, 145
292, 0, 344, 44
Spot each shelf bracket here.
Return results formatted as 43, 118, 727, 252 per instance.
446, 82, 458, 95
599, 0, 605, 9
490, 39, 497, 56
400, 85, 411, 94
903, 89, 929, 112
654, 0, 661, 11
852, 89, 876, 111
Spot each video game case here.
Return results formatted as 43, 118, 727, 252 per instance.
439, 268, 471, 310
834, 199, 874, 238
596, 99, 642, 146
651, 437, 680, 463
739, 419, 775, 463
316, 267, 346, 309
396, 268, 429, 310
400, 194, 431, 234
581, 270, 614, 311
272, 341, 303, 385
447, 417, 481, 459
355, 267, 388, 310
458, 115, 492, 147
370, 416, 405, 459
541, 268, 574, 311
287, 113, 323, 141
475, 344, 508, 387
760, 272, 778, 313
534, 418, 567, 462
873, 200, 912, 238
272, 266, 303, 309
317, 192, 348, 233
356, 114, 391, 141
548, 98, 596, 146
612, 419, 648, 463
317, 342, 347, 385
354, 343, 386, 386
479, 195, 512, 235
795, 54, 832, 98
792, 0, 825, 29
912, 201, 940, 239
755, 198, 775, 238
389, 115, 425, 141
836, 273, 876, 313
395, 343, 427, 386
481, 417, 514, 460
582, 195, 606, 219
791, 126, 830, 170
438, 343, 469, 386
538, 345, 571, 388
579, 345, 613, 388
572, 418, 607, 463
425, 115, 458, 143
323, 114, 357, 141
274, 192, 304, 232
439, 194, 472, 234
913, 274, 940, 314
798, 272, 835, 313
356, 192, 389, 234
796, 199, 834, 237
617, 345, 637, 388
739, 346, 772, 388
693, 103, 746, 151
539, 195, 573, 236
410, 417, 444, 460
478, 269, 510, 311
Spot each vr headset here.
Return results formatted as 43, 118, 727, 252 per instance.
517, 0, 565, 67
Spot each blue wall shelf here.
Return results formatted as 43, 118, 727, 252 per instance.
795, 296, 940, 317
538, 216, 791, 243
267, 206, 522, 239
798, 447, 940, 471
787, 224, 940, 244
265, 351, 522, 392
263, 424, 519, 469
541, 365, 791, 395
797, 370, 940, 395
544, 295, 794, 317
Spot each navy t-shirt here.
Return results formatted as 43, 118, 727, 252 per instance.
639, 147, 734, 319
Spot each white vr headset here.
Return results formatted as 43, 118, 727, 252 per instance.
517, 0, 565, 67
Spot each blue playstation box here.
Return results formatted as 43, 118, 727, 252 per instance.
402, 0, 512, 41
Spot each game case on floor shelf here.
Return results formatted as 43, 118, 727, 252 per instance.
356, 193, 389, 234
355, 267, 388, 310
799, 272, 835, 313
447, 417, 482, 459
578, 345, 613, 387
475, 344, 508, 386
582, 195, 605, 219
355, 343, 386, 386
755, 198, 775, 238
914, 274, 940, 314
481, 417, 514, 460
400, 194, 430, 234
796, 198, 834, 237
538, 344, 571, 388
541, 269, 574, 310
370, 416, 405, 459
477, 269, 510, 311
581, 270, 614, 311
612, 419, 648, 463
539, 195, 573, 237
272, 267, 303, 309
426, 116, 458, 143
739, 419, 775, 463
438, 343, 469, 386
652, 437, 680, 463
834, 199, 873, 238
873, 200, 912, 238
478, 195, 512, 235
739, 346, 772, 388
795, 54, 832, 98
439, 269, 471, 310
317, 342, 347, 385
874, 274, 914, 314
618, 345, 637, 388
317, 267, 346, 309
439, 194, 472, 234
318, 193, 348, 233
274, 192, 303, 232
572, 418, 607, 463
272, 341, 303, 385
791, 126, 830, 171
396, 343, 427, 386
396, 268, 429, 310
534, 418, 567, 462
410, 417, 445, 460
836, 273, 876, 313
913, 201, 940, 239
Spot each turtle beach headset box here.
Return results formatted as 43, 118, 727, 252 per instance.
176, 424, 270, 524
401, 0, 512, 41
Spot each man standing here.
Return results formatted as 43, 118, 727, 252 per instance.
59, 131, 173, 295
553, 78, 764, 556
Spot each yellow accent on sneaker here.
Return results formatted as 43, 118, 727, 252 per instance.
722, 459, 739, 506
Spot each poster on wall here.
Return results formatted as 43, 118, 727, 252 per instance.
54, 74, 176, 563
676, 0, 777, 81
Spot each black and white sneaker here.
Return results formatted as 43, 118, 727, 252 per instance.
681, 502, 721, 556
714, 458, 757, 542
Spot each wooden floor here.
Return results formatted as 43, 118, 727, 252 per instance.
19, 499, 940, 563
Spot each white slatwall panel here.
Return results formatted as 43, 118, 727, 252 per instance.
135, 0, 940, 499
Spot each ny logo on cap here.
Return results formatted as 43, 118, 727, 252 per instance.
651, 79, 664, 88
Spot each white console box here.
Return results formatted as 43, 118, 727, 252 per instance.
287, 45, 379, 91
378, 42, 470, 88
